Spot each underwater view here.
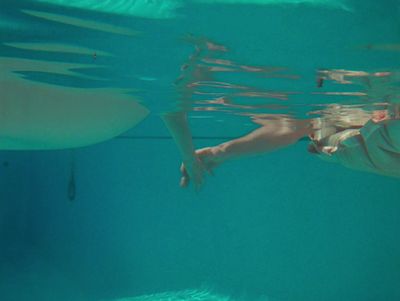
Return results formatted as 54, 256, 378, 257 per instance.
1, 0, 400, 300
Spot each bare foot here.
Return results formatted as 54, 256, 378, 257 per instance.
180, 147, 221, 188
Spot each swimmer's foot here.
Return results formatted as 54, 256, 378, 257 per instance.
180, 147, 221, 189
180, 158, 206, 189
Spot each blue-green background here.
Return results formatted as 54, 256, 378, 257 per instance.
1, 0, 399, 300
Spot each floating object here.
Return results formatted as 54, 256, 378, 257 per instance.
0, 57, 149, 150
4, 42, 112, 57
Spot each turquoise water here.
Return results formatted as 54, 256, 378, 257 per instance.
1, 0, 400, 300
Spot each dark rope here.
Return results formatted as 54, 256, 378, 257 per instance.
67, 150, 76, 202
116, 135, 309, 142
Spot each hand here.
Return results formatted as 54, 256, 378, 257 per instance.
180, 147, 221, 189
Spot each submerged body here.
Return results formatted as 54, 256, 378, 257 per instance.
181, 106, 400, 187
316, 118, 400, 178
163, 35, 400, 186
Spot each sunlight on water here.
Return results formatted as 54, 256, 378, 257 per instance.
34, 0, 182, 18
107, 290, 232, 301
33, 0, 350, 19
194, 0, 350, 10
22, 9, 140, 35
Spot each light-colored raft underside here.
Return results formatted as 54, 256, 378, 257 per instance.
0, 57, 149, 150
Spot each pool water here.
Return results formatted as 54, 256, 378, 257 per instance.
0, 1, 400, 301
